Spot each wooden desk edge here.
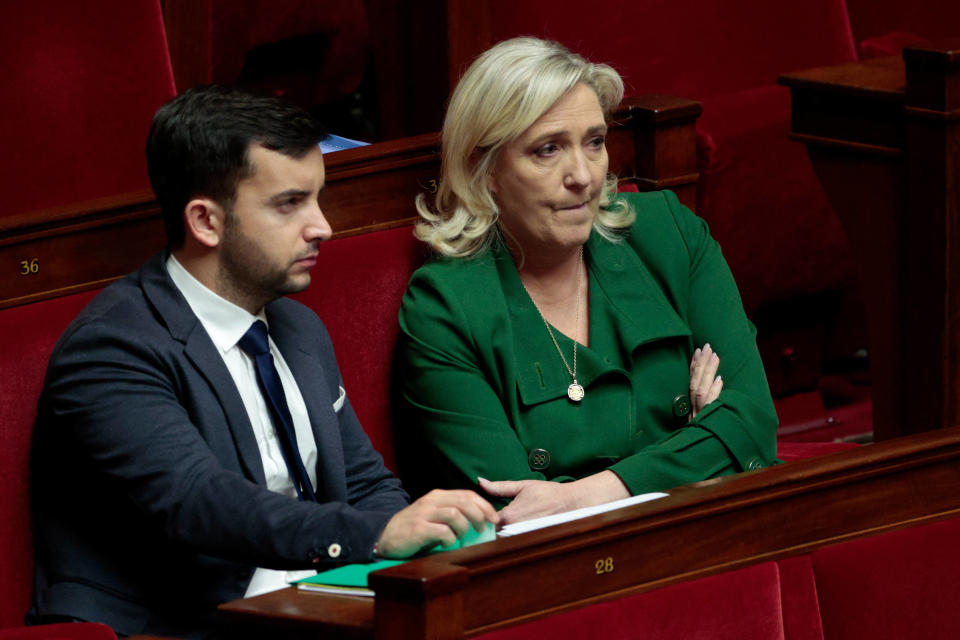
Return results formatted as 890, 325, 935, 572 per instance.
219, 427, 960, 637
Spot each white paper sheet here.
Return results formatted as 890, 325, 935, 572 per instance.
498, 492, 669, 537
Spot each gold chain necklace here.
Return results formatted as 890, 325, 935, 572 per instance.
528, 246, 585, 402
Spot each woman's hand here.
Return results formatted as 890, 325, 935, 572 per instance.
689, 343, 723, 419
478, 471, 629, 526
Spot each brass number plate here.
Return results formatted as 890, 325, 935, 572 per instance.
19, 259, 39, 276
595, 556, 614, 575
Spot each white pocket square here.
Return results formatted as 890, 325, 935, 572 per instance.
333, 385, 346, 412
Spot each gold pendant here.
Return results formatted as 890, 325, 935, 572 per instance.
567, 382, 585, 402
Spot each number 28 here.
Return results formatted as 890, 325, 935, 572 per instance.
595, 556, 614, 575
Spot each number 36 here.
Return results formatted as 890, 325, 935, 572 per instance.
20, 259, 39, 275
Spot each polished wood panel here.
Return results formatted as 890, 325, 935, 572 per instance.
218, 588, 374, 639
0, 96, 701, 309
780, 43, 960, 440
0, 191, 165, 309
219, 426, 960, 639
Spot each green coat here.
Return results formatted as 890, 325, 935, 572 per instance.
396, 191, 778, 499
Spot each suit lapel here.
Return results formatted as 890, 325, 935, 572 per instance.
138, 253, 267, 486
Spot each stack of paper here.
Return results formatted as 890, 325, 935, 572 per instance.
498, 492, 668, 537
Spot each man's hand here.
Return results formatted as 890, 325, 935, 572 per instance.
689, 343, 722, 419
479, 470, 629, 526
375, 489, 498, 558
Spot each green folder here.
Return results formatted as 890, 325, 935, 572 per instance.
295, 522, 496, 595
295, 559, 404, 595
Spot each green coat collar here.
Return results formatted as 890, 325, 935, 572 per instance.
497, 230, 691, 406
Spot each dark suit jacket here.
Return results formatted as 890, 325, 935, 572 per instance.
30, 253, 408, 638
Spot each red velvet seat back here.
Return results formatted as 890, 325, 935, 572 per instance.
812, 516, 960, 639
2, 0, 175, 220
481, 0, 855, 101
444, 516, 960, 639
0, 290, 99, 627
474, 0, 858, 314
291, 226, 427, 471
845, 0, 960, 45
0, 622, 116, 639
475, 561, 789, 640
0, 226, 422, 625
474, 1, 869, 436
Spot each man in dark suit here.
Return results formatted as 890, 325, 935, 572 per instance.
29, 85, 496, 638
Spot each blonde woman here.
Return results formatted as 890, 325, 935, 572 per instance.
396, 38, 777, 525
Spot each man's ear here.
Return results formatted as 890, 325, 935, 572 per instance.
184, 198, 226, 249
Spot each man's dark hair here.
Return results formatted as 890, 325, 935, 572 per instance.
146, 85, 326, 248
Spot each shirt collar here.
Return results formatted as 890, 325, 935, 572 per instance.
165, 254, 267, 353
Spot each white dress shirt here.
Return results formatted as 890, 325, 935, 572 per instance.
166, 254, 318, 596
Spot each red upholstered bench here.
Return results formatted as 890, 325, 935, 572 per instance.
0, 290, 101, 630
473, 516, 960, 640
447, 0, 873, 444
1, 225, 854, 635
0, 227, 425, 631
290, 224, 429, 471
0, 623, 116, 640
476, 561, 790, 640
290, 224, 855, 471
812, 516, 960, 638
846, 0, 960, 58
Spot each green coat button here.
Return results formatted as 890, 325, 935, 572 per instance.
672, 394, 691, 418
528, 448, 551, 471
747, 457, 765, 470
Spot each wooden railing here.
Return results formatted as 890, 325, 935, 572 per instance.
218, 426, 960, 639
779, 42, 960, 441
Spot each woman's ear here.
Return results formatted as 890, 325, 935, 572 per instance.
471, 148, 498, 195
183, 198, 226, 249
487, 172, 499, 195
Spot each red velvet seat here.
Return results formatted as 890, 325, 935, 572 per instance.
289, 221, 857, 475
291, 225, 428, 471
459, 0, 871, 442
0, 623, 116, 640
813, 517, 960, 639
0, 290, 100, 628
472, 515, 960, 639
1, 1, 174, 628
475, 562, 789, 640
1, 228, 422, 631
846, 0, 960, 57
2, 0, 175, 220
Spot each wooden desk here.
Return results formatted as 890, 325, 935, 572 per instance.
779, 43, 960, 441
219, 426, 960, 639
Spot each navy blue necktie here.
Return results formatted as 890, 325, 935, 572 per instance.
238, 320, 317, 502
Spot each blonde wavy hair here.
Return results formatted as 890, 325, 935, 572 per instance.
415, 37, 633, 257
